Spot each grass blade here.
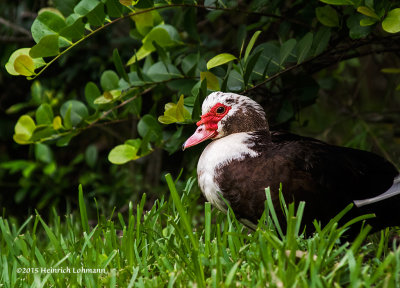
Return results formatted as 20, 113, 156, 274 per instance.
265, 187, 284, 239
165, 173, 197, 249
79, 184, 90, 233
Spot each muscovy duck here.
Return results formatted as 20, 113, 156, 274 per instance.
183, 92, 400, 233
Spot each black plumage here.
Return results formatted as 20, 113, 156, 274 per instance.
216, 130, 399, 233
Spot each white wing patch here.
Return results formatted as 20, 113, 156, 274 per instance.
197, 132, 259, 211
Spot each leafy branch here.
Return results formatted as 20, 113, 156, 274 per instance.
5, 0, 400, 168
245, 34, 400, 94
7, 3, 301, 79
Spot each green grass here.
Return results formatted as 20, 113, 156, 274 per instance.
1, 173, 400, 287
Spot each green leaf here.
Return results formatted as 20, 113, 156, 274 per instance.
131, 9, 162, 36
34, 143, 53, 163
62, 104, 73, 129
14, 115, 36, 144
6, 103, 31, 114
297, 32, 313, 64
158, 115, 177, 125
94, 90, 121, 104
357, 6, 380, 19
381, 68, 400, 74
56, 133, 76, 146
113, 49, 129, 82
200, 71, 220, 91
164, 126, 183, 154
127, 47, 152, 65
244, 30, 261, 62
119, 0, 135, 6
312, 27, 331, 56
36, 104, 54, 125
31, 80, 43, 104
134, 0, 154, 9
106, 0, 123, 18
31, 10, 66, 44
127, 24, 181, 65
167, 79, 198, 96
30, 126, 57, 142
347, 14, 371, 39
100, 70, 120, 91
6, 48, 45, 76
143, 24, 181, 50
108, 144, 139, 164
360, 17, 378, 26
279, 39, 297, 65
316, 5, 339, 27
207, 53, 237, 70
138, 136, 152, 156
153, 41, 170, 65
147, 62, 182, 82
85, 145, 98, 168
227, 69, 244, 92
125, 138, 142, 148
59, 14, 85, 41
54, 0, 78, 16
86, 2, 106, 27
30, 34, 60, 58
13, 55, 35, 76
382, 8, 400, 33
192, 78, 207, 121
183, 7, 199, 41
181, 53, 199, 75
319, 0, 353, 4
85, 82, 101, 109
244, 49, 263, 86
53, 116, 63, 130
158, 95, 191, 124
60, 100, 89, 127
74, 0, 101, 16
138, 114, 162, 142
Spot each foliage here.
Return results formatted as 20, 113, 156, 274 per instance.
1, 178, 400, 287
4, 0, 400, 167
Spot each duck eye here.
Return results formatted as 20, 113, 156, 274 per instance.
216, 106, 225, 114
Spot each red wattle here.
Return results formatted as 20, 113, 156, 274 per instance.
196, 103, 231, 131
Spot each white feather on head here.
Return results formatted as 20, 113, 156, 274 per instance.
202, 92, 267, 137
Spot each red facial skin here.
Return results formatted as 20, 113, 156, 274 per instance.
183, 103, 231, 150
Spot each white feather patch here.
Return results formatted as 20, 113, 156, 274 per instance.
197, 132, 259, 211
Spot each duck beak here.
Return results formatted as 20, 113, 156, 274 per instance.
182, 125, 217, 150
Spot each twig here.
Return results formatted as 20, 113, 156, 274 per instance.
0, 17, 31, 36
244, 41, 400, 94
86, 86, 155, 129
243, 53, 320, 94
0, 36, 33, 43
